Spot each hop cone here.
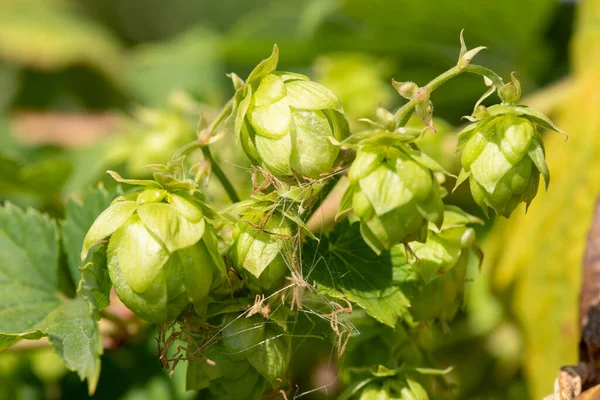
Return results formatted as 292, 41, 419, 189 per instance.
82, 176, 224, 323
229, 213, 292, 292
394, 206, 483, 323
340, 136, 445, 254
186, 314, 290, 399
233, 45, 349, 179
456, 104, 564, 217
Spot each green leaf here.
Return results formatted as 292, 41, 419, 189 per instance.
405, 147, 452, 176
40, 298, 102, 395
107, 170, 157, 187
0, 203, 101, 394
0, 203, 61, 340
307, 221, 411, 327
78, 246, 111, 312
222, 315, 265, 358
62, 187, 119, 285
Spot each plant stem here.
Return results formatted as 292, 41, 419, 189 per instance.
202, 146, 240, 203
206, 97, 234, 135
170, 98, 240, 203
394, 64, 505, 128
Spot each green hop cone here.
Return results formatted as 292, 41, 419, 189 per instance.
232, 45, 349, 179
81, 177, 225, 323
360, 377, 429, 400
455, 103, 565, 217
229, 213, 292, 292
394, 206, 483, 323
339, 136, 445, 254
186, 314, 290, 399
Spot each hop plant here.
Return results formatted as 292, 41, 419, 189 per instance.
231, 45, 349, 179
2, 36, 568, 399
338, 131, 446, 254
394, 206, 483, 323
81, 172, 224, 323
455, 75, 565, 217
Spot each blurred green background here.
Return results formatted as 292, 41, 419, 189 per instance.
1, 0, 593, 399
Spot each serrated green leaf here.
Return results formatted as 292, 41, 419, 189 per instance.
62, 187, 119, 284
40, 297, 102, 395
307, 221, 411, 327
0, 203, 101, 394
78, 246, 111, 312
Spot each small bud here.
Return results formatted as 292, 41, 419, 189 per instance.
498, 72, 522, 104
415, 100, 435, 132
392, 80, 418, 99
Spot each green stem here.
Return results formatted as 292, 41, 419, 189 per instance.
206, 97, 234, 135
394, 64, 505, 128
170, 98, 240, 203
202, 146, 240, 203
